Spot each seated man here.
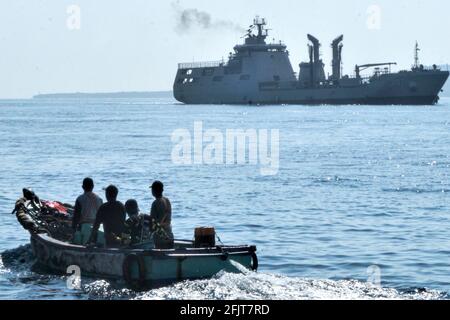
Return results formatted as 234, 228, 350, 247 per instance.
149, 181, 174, 249
72, 178, 103, 245
88, 185, 126, 248
123, 199, 152, 245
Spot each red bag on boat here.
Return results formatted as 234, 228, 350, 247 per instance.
42, 201, 68, 214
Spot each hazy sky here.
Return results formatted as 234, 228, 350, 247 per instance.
0, 0, 449, 98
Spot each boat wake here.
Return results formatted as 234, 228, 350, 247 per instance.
1, 245, 446, 300
1, 245, 36, 274
82, 271, 445, 300
84, 260, 445, 300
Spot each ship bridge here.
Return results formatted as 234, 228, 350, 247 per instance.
234, 42, 287, 53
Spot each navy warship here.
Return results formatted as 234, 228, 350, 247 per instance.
174, 17, 449, 105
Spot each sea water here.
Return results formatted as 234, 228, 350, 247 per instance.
1, 97, 449, 300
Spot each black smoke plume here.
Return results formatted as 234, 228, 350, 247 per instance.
173, 4, 245, 34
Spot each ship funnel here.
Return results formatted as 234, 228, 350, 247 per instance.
307, 34, 321, 87
307, 34, 320, 64
331, 35, 344, 80
308, 45, 314, 86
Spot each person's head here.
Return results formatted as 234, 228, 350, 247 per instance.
82, 178, 94, 192
105, 185, 119, 202
125, 199, 139, 217
151, 181, 164, 198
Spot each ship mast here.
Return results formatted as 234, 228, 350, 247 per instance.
252, 16, 268, 42
414, 41, 420, 69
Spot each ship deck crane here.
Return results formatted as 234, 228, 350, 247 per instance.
355, 62, 397, 78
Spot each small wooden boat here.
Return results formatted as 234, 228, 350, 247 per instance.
13, 190, 258, 288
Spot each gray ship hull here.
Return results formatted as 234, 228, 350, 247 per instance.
174, 69, 449, 105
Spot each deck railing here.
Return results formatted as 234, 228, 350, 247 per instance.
178, 60, 225, 70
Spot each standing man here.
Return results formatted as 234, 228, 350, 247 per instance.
150, 181, 174, 249
72, 178, 103, 245
89, 185, 126, 248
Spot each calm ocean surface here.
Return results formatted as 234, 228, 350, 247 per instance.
1, 97, 450, 300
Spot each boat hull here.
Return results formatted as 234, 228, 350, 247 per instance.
30, 233, 257, 288
174, 67, 449, 106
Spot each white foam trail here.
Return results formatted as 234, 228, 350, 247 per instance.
0, 258, 6, 275
130, 271, 444, 300
228, 260, 252, 275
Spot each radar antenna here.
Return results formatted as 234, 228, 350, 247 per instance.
253, 16, 268, 39
242, 16, 270, 44
242, 24, 254, 39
